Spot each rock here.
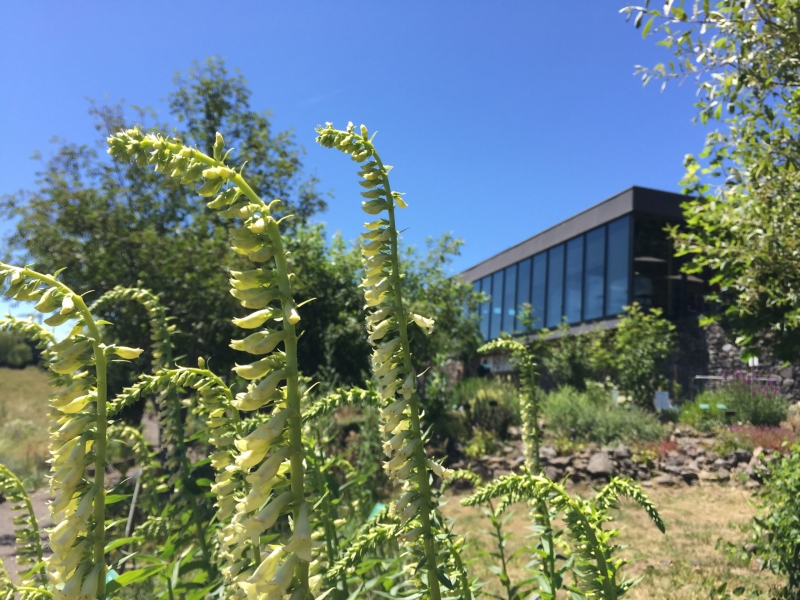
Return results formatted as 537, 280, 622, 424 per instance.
717, 468, 730, 481
745, 480, 761, 490
508, 455, 526, 470
548, 456, 572, 467
587, 452, 614, 477
706, 451, 719, 463
544, 466, 562, 481
680, 469, 699, 484
652, 474, 680, 486
698, 470, 718, 482
642, 480, 653, 487
734, 449, 753, 463
507, 425, 522, 439
572, 459, 588, 471
613, 444, 632, 460
663, 465, 684, 476
539, 446, 558, 461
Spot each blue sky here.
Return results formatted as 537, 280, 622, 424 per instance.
0, 1, 708, 323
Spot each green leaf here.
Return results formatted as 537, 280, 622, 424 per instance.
104, 536, 143, 553
642, 16, 656, 37
105, 565, 164, 594
105, 494, 132, 505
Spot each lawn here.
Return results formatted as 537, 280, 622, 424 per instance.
0, 366, 54, 487
444, 484, 782, 599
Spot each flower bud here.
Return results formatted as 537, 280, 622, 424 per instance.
285, 502, 312, 561
248, 245, 276, 263
81, 563, 103, 597
230, 330, 286, 355
112, 346, 144, 360
247, 546, 284, 585
362, 199, 389, 215
232, 307, 279, 329
410, 313, 435, 334
213, 132, 225, 161
61, 294, 75, 314
197, 178, 224, 197
34, 287, 63, 313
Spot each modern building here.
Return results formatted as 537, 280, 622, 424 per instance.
461, 186, 708, 341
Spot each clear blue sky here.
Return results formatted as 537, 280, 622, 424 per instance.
0, 1, 707, 320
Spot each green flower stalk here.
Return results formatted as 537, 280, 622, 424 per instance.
0, 265, 141, 600
0, 464, 46, 590
107, 129, 318, 599
316, 122, 453, 600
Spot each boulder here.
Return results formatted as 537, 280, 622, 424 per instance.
587, 452, 614, 477
539, 446, 558, 461
698, 470, 719, 482
716, 468, 730, 481
652, 474, 680, 486
613, 444, 632, 460
549, 456, 572, 467
680, 469, 699, 484
544, 466, 562, 481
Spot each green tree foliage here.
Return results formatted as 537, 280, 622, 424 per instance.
614, 303, 675, 407
0, 332, 34, 368
623, 1, 800, 360
1, 57, 327, 388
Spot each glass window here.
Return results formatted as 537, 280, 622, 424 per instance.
606, 216, 631, 317
546, 245, 565, 328
502, 264, 517, 334
516, 257, 532, 331
564, 236, 584, 323
583, 226, 606, 320
531, 253, 546, 330
633, 214, 672, 314
479, 275, 491, 340
490, 270, 504, 339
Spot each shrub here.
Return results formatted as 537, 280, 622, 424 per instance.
543, 386, 665, 445
465, 427, 497, 459
451, 376, 520, 440
679, 394, 728, 431
688, 376, 788, 427
743, 445, 800, 596
0, 332, 34, 368
714, 425, 797, 456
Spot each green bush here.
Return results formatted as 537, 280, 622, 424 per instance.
543, 386, 665, 445
0, 332, 34, 368
684, 379, 788, 428
679, 394, 727, 432
465, 427, 497, 459
742, 444, 800, 596
451, 377, 520, 440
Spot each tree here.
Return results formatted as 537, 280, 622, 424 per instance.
614, 303, 675, 408
623, 1, 800, 361
1, 57, 327, 391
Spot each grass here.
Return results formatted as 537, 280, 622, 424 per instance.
443, 485, 783, 599
0, 366, 54, 487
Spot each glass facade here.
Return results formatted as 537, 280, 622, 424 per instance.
489, 270, 504, 340
471, 215, 638, 340
564, 236, 584, 323
516, 257, 532, 331
545, 244, 565, 328
605, 216, 630, 317
531, 253, 546, 330
583, 226, 605, 320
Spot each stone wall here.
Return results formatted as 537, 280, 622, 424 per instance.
704, 321, 799, 401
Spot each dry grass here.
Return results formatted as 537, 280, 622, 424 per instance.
0, 366, 54, 485
443, 484, 783, 599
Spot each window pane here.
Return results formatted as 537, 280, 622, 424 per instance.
490, 270, 504, 339
516, 258, 532, 331
583, 227, 606, 320
606, 216, 630, 317
531, 254, 546, 330
546, 245, 565, 328
565, 236, 584, 323
502, 264, 517, 334
479, 276, 491, 340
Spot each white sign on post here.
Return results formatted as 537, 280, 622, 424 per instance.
654, 391, 671, 411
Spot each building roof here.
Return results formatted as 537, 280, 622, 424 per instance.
459, 185, 687, 283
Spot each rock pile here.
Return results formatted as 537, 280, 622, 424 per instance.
449, 427, 773, 488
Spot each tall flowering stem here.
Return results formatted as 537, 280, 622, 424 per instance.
0, 265, 143, 600
316, 122, 451, 600
107, 129, 315, 599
